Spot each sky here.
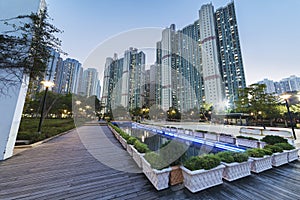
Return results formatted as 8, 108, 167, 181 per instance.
46, 0, 300, 85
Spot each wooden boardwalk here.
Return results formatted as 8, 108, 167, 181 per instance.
0, 125, 300, 200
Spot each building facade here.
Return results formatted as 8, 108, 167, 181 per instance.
102, 48, 145, 112
199, 3, 225, 109
215, 2, 246, 107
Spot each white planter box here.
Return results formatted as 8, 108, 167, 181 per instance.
222, 161, 252, 182
287, 149, 299, 162
132, 147, 145, 168
127, 144, 134, 156
181, 165, 225, 193
205, 133, 218, 141
141, 157, 172, 190
272, 151, 288, 167
237, 138, 259, 148
249, 156, 272, 173
193, 132, 204, 138
219, 136, 236, 144
109, 126, 120, 140
119, 136, 127, 149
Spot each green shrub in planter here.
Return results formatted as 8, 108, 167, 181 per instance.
232, 152, 249, 163
144, 152, 168, 170
246, 148, 266, 158
274, 143, 295, 150
236, 135, 258, 141
183, 154, 221, 171
264, 145, 283, 153
262, 148, 273, 156
217, 151, 249, 163
120, 132, 130, 140
134, 140, 150, 153
216, 151, 235, 163
127, 137, 137, 145
261, 135, 288, 145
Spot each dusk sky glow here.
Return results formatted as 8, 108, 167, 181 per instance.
47, 0, 300, 85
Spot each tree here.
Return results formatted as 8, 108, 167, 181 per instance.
200, 103, 213, 121
0, 8, 65, 95
234, 84, 281, 126
167, 107, 181, 121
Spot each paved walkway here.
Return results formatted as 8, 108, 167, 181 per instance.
0, 125, 300, 199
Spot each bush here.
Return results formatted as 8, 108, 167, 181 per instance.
236, 135, 258, 141
232, 152, 249, 163
246, 148, 267, 158
262, 148, 273, 156
127, 137, 137, 145
134, 140, 150, 153
144, 152, 168, 170
17, 118, 75, 144
264, 145, 283, 153
261, 135, 288, 145
110, 123, 130, 140
216, 151, 235, 163
216, 151, 249, 163
274, 143, 295, 150
183, 154, 221, 171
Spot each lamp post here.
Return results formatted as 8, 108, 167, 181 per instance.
37, 80, 54, 134
281, 94, 296, 140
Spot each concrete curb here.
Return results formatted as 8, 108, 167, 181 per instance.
14, 128, 76, 150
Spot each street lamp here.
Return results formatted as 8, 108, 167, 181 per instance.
280, 94, 296, 139
37, 80, 54, 133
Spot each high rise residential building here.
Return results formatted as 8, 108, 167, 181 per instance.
258, 78, 276, 94
199, 3, 225, 108
121, 48, 145, 110
215, 2, 246, 107
288, 75, 300, 91
82, 68, 99, 97
102, 54, 123, 112
102, 57, 114, 113
258, 75, 300, 95
102, 48, 145, 112
177, 20, 204, 112
102, 2, 245, 113
52, 57, 66, 93
96, 80, 101, 100
155, 42, 162, 107
274, 82, 282, 94
149, 64, 157, 106
144, 69, 151, 107
160, 24, 178, 111
63, 58, 82, 94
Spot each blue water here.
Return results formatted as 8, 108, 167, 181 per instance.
113, 122, 246, 159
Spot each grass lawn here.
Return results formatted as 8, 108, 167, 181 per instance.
17, 118, 76, 144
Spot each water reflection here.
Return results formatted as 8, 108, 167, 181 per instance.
120, 124, 222, 158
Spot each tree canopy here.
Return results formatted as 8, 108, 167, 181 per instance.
0, 8, 65, 95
